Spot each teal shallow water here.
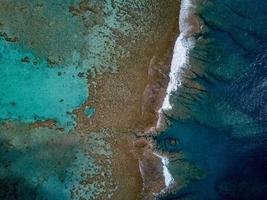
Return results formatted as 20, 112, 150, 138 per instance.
0, 39, 89, 130
0, 0, 124, 199
0, 0, 181, 199
0, 123, 114, 200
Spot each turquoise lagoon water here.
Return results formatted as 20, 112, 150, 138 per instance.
0, 0, 121, 198
84, 107, 95, 118
157, 0, 267, 199
0, 39, 89, 129
0, 123, 113, 200
0, 0, 121, 199
0, 0, 180, 199
1, 0, 266, 199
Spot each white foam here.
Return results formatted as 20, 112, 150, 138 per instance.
161, 33, 188, 111
154, 152, 173, 187
179, 0, 197, 34
161, 0, 195, 112
153, 0, 197, 192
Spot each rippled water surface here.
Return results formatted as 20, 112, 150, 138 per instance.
157, 0, 267, 199
1, 0, 266, 199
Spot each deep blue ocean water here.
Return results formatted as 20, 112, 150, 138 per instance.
0, 0, 266, 199
157, 0, 267, 199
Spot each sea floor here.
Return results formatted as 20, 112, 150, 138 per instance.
0, 0, 180, 199
156, 0, 267, 199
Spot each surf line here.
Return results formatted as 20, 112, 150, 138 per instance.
154, 152, 173, 188
161, 0, 194, 112
155, 0, 197, 190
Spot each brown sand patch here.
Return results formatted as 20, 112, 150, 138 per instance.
74, 1, 181, 199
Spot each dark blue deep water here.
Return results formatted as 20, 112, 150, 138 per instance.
157, 0, 267, 199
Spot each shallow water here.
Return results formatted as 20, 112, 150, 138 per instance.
0, 0, 180, 199
1, 0, 266, 199
157, 0, 267, 199
0, 122, 114, 200
0, 39, 89, 130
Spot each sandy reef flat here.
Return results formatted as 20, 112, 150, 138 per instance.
0, 0, 180, 199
